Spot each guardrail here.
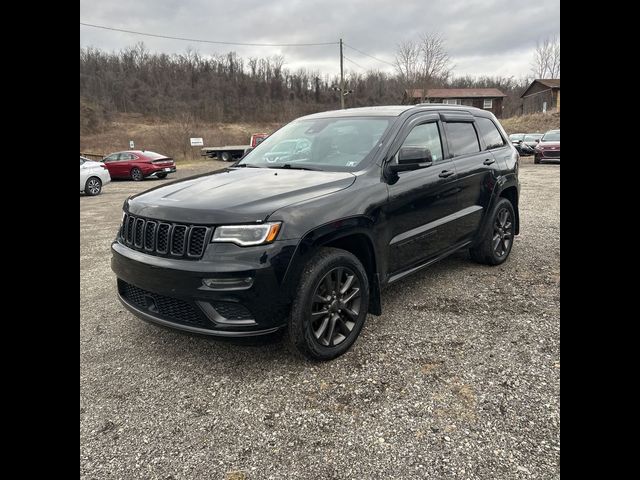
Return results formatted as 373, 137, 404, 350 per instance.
80, 152, 105, 161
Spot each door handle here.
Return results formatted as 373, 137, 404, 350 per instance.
483, 158, 495, 165
439, 170, 454, 178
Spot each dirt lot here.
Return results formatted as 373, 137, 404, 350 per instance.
80, 158, 560, 479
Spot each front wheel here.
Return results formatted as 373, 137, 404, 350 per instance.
470, 198, 516, 265
288, 247, 369, 361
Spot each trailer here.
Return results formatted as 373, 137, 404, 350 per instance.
200, 133, 268, 162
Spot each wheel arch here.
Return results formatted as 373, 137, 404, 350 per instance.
284, 217, 383, 316
478, 175, 520, 240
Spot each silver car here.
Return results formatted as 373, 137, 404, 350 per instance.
80, 156, 111, 196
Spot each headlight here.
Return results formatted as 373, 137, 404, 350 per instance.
212, 222, 282, 246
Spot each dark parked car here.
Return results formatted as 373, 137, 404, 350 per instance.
112, 105, 520, 360
534, 129, 560, 164
103, 150, 176, 181
519, 133, 543, 155
509, 133, 525, 145
509, 133, 542, 155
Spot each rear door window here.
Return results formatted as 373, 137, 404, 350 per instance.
443, 122, 480, 157
475, 117, 505, 150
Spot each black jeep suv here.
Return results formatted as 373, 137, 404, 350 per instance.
112, 105, 520, 360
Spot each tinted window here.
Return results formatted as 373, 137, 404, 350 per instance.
475, 117, 505, 150
444, 122, 480, 156
401, 122, 444, 163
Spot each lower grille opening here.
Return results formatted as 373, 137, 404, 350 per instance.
118, 280, 212, 329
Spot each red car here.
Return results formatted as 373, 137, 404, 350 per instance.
534, 130, 560, 164
102, 150, 176, 181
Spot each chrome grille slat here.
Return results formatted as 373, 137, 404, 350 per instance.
119, 214, 209, 260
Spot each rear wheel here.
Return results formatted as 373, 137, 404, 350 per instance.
288, 247, 369, 361
130, 167, 143, 181
220, 151, 232, 162
84, 177, 102, 196
470, 198, 515, 265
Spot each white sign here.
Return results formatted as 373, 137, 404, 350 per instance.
129, 140, 135, 149
190, 137, 204, 147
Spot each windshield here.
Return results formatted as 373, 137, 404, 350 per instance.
509, 134, 524, 141
524, 134, 542, 142
237, 117, 393, 171
542, 131, 560, 142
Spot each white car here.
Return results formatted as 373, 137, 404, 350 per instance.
80, 156, 111, 196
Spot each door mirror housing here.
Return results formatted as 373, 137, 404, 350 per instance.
388, 146, 433, 173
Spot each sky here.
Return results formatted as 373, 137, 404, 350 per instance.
80, 0, 560, 79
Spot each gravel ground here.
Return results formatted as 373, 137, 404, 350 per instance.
80, 157, 560, 479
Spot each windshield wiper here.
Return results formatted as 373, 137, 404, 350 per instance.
234, 163, 263, 168
268, 163, 319, 171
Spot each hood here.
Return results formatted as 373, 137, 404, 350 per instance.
127, 167, 356, 224
537, 141, 560, 148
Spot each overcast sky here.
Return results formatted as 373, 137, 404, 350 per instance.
80, 0, 559, 79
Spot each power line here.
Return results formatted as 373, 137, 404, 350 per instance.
343, 55, 367, 71
343, 43, 396, 67
80, 22, 339, 47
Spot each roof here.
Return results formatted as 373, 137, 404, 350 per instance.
298, 104, 493, 120
521, 79, 560, 98
405, 88, 507, 99
300, 105, 414, 119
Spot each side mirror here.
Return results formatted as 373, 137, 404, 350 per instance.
535, 139, 540, 143
388, 146, 433, 173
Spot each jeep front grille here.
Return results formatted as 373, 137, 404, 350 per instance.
120, 213, 210, 259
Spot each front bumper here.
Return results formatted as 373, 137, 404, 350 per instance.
535, 151, 560, 161
111, 237, 300, 337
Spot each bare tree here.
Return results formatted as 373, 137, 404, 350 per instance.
395, 33, 453, 102
394, 39, 421, 91
531, 36, 560, 78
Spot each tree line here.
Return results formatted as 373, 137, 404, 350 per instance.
80, 40, 554, 133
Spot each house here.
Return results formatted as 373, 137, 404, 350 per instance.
520, 79, 560, 114
403, 88, 507, 117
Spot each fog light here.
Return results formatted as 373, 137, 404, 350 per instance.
201, 277, 254, 291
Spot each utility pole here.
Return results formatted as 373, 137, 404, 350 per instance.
339, 38, 345, 109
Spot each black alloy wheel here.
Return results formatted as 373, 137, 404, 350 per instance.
288, 247, 369, 361
493, 206, 513, 258
310, 267, 361, 347
469, 197, 516, 266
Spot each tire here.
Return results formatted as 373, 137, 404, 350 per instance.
288, 247, 369, 361
220, 151, 232, 162
130, 167, 144, 181
156, 173, 167, 179
84, 177, 102, 196
470, 197, 516, 266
